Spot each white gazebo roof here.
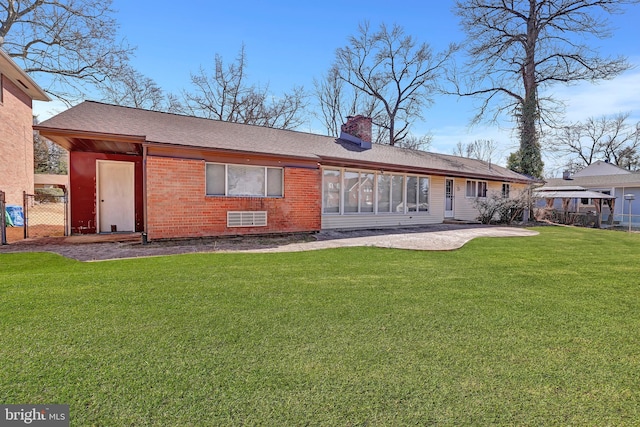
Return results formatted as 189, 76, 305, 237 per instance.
534, 187, 615, 199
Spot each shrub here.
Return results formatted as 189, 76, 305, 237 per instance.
474, 191, 529, 224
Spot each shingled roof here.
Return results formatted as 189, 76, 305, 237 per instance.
35, 101, 532, 183
545, 174, 640, 188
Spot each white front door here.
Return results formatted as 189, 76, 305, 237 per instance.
445, 178, 455, 218
97, 160, 135, 233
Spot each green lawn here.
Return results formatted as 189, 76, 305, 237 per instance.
1, 227, 639, 426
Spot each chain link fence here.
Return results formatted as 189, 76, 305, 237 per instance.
1, 191, 6, 245
23, 190, 68, 239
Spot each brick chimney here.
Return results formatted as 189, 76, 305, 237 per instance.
340, 115, 372, 149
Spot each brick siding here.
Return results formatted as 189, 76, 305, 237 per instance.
146, 156, 321, 239
341, 115, 372, 143
0, 75, 34, 205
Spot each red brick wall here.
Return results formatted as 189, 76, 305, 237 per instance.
341, 115, 372, 143
146, 156, 321, 239
0, 75, 34, 205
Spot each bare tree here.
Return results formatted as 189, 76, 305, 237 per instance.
182, 46, 307, 130
452, 0, 639, 178
314, 68, 350, 137
331, 22, 456, 146
102, 65, 181, 112
313, 67, 380, 137
313, 69, 432, 147
453, 139, 499, 163
396, 134, 432, 151
551, 113, 640, 170
33, 117, 67, 174
617, 147, 640, 171
1, 0, 136, 103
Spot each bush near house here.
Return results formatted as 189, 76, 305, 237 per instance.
474, 191, 529, 224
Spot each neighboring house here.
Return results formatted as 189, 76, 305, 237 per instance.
544, 161, 640, 226
35, 101, 533, 240
0, 49, 50, 205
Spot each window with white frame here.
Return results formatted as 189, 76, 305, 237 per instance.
322, 168, 428, 215
466, 180, 487, 198
206, 163, 283, 197
377, 174, 392, 213
502, 183, 510, 198
360, 172, 374, 213
406, 176, 430, 212
391, 175, 404, 212
418, 177, 429, 211
342, 170, 375, 214
343, 170, 360, 213
323, 169, 341, 213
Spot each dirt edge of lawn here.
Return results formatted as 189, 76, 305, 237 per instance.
0, 224, 540, 262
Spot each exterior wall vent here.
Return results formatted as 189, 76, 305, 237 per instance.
227, 211, 267, 227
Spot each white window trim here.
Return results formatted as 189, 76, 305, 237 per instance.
502, 183, 510, 198
205, 162, 283, 198
466, 179, 488, 198
322, 167, 430, 216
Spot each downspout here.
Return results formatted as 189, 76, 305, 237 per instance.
622, 186, 626, 222
142, 144, 148, 244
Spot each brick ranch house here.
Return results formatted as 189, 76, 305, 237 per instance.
0, 49, 50, 205
35, 101, 533, 240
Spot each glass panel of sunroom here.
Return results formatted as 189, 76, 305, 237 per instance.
377, 175, 391, 213
360, 172, 374, 213
343, 171, 359, 213
391, 175, 404, 213
406, 176, 418, 212
323, 169, 341, 213
419, 177, 429, 212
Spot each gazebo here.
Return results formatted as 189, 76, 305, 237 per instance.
533, 186, 616, 228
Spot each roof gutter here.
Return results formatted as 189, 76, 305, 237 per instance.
33, 126, 147, 143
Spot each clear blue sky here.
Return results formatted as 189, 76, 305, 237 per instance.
34, 0, 640, 176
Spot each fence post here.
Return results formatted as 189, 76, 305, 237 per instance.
1, 191, 6, 245
64, 188, 69, 237
23, 191, 28, 239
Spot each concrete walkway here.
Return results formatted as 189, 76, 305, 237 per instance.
233, 226, 539, 253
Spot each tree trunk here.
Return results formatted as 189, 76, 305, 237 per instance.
519, 0, 543, 178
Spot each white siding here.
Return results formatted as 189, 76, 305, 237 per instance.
455, 178, 479, 221
455, 180, 529, 222
322, 213, 442, 230
429, 175, 446, 220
